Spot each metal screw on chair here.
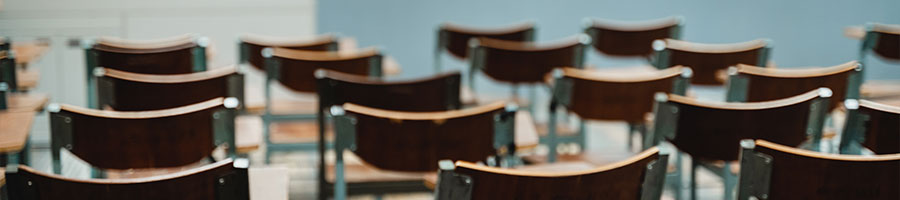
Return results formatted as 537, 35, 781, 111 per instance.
65, 144, 72, 150
64, 118, 71, 123
27, 180, 33, 186
213, 113, 220, 119
219, 178, 225, 185
670, 107, 678, 113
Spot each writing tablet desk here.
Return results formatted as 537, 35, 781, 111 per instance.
0, 110, 36, 165
11, 42, 50, 67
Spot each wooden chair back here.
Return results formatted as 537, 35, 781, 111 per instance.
95, 66, 244, 111
435, 147, 668, 200
48, 97, 239, 173
840, 99, 900, 154
652, 38, 770, 85
553, 66, 691, 123
87, 34, 207, 74
3, 158, 249, 200
583, 16, 682, 58
239, 34, 339, 70
470, 35, 589, 84
315, 69, 461, 112
738, 139, 900, 200
437, 22, 535, 60
862, 23, 900, 61
650, 88, 832, 161
726, 61, 861, 110
0, 36, 8, 51
264, 47, 382, 93
332, 101, 515, 172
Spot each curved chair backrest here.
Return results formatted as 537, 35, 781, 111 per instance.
87, 34, 207, 74
95, 66, 244, 111
652, 38, 771, 85
840, 99, 900, 154
738, 139, 900, 200
470, 35, 589, 84
264, 47, 382, 93
435, 147, 668, 200
861, 23, 900, 62
0, 36, 8, 51
726, 61, 861, 110
650, 88, 832, 161
239, 34, 339, 70
4, 158, 249, 200
437, 22, 535, 61
315, 69, 461, 112
48, 97, 239, 173
583, 16, 683, 58
553, 66, 691, 123
332, 101, 515, 172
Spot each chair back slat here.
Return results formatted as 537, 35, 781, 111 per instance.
5, 159, 249, 200
584, 16, 682, 57
841, 99, 900, 154
268, 47, 381, 93
729, 61, 860, 110
474, 36, 588, 84
316, 69, 461, 112
240, 34, 339, 70
340, 102, 508, 172
50, 98, 233, 169
654, 39, 769, 85
869, 24, 900, 61
738, 140, 900, 200
96, 67, 242, 111
562, 66, 689, 123
91, 35, 202, 74
439, 22, 535, 60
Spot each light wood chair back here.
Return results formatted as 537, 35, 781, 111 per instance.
316, 69, 461, 112
840, 99, 900, 154
263, 47, 382, 93
435, 22, 535, 72
726, 61, 861, 110
470, 35, 589, 85
239, 34, 339, 71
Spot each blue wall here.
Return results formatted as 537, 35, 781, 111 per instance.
319, 0, 900, 80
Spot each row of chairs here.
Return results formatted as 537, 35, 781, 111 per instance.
0, 18, 898, 200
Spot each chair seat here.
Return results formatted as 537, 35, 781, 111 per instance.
12, 42, 50, 65
235, 115, 262, 153
0, 111, 35, 153
534, 122, 579, 137
325, 151, 431, 184
16, 68, 39, 91
269, 121, 334, 144
6, 92, 49, 112
697, 160, 741, 175
245, 98, 319, 115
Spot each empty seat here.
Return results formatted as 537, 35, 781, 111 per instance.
652, 38, 771, 85
435, 22, 535, 72
83, 34, 210, 108
3, 158, 249, 200
328, 101, 516, 200
544, 66, 692, 162
434, 147, 668, 200
94, 66, 244, 111
726, 61, 862, 110
840, 99, 900, 154
648, 88, 832, 200
583, 16, 683, 59
48, 97, 240, 176
737, 139, 899, 200
239, 33, 339, 71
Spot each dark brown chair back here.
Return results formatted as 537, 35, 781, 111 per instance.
334, 101, 513, 172
88, 35, 206, 74
865, 23, 900, 61
555, 66, 691, 123
315, 69, 461, 112
95, 66, 244, 111
727, 61, 861, 110
651, 88, 831, 161
265, 47, 382, 93
435, 147, 668, 200
4, 158, 249, 200
49, 97, 238, 172
239, 34, 339, 71
840, 99, 900, 154
438, 22, 535, 60
738, 139, 900, 200
471, 36, 589, 84
652, 38, 770, 85
583, 16, 682, 58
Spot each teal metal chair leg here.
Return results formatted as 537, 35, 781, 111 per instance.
576, 120, 587, 151
547, 102, 558, 163
723, 162, 737, 200
690, 159, 698, 200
